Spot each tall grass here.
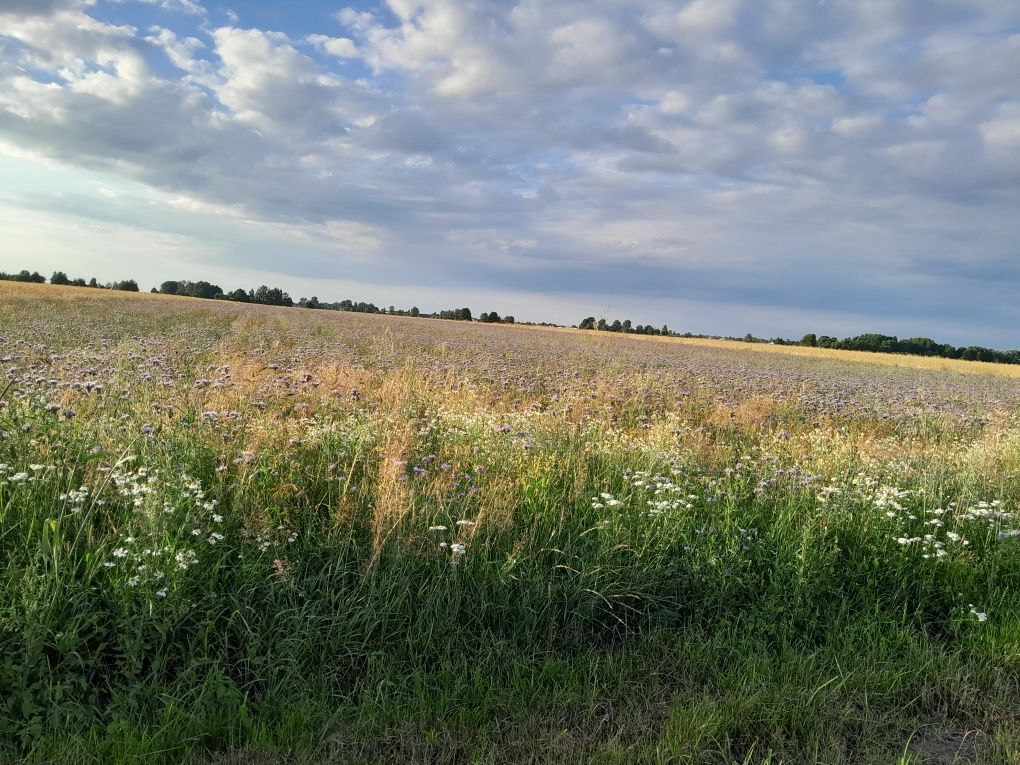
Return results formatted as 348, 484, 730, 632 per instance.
1, 288, 1019, 763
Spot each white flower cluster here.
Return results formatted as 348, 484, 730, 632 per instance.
429, 521, 472, 558
626, 469, 697, 518
105, 537, 200, 598
109, 465, 158, 509
816, 485, 842, 504
2, 463, 54, 486
892, 503, 972, 560
873, 485, 911, 517
959, 500, 1011, 523
59, 486, 90, 513
591, 492, 623, 509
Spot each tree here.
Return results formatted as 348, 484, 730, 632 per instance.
503, 315, 514, 324
579, 317, 596, 330
12, 270, 46, 283
801, 333, 817, 347
160, 280, 181, 295
88, 278, 99, 288
253, 285, 291, 306
410, 306, 420, 317
50, 271, 70, 285
114, 279, 139, 292
191, 281, 223, 300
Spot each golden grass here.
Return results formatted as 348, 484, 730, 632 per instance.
514, 322, 1020, 377
3, 279, 1017, 378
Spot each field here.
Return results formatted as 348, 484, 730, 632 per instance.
2, 281, 1019, 764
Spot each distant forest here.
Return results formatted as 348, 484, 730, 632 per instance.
2, 268, 1017, 365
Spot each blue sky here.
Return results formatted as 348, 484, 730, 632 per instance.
1, 0, 1019, 346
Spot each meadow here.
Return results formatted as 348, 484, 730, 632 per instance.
1, 282, 1019, 764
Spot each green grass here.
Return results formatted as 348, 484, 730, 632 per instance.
1, 288, 1019, 763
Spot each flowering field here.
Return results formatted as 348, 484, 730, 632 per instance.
1, 282, 1019, 764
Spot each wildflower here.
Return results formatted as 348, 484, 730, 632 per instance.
156, 588, 167, 598
429, 525, 448, 531
969, 605, 988, 622
212, 514, 223, 523
456, 520, 475, 527
450, 543, 466, 555
113, 547, 128, 558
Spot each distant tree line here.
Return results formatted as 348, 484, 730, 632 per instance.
0, 269, 138, 291
0, 270, 46, 283
797, 332, 1020, 365
156, 280, 294, 306
478, 311, 514, 324
317, 299, 420, 316
436, 307, 473, 321
578, 317, 671, 336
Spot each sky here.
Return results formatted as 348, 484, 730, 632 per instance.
0, 1, 1018, 346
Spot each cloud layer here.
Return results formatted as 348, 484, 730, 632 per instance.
1, 0, 1018, 345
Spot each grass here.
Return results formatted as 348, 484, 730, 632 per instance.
1, 283, 1019, 764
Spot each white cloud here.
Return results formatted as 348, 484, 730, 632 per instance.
980, 103, 1020, 150
145, 26, 205, 72
111, 0, 205, 15
832, 114, 882, 137
306, 34, 358, 59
